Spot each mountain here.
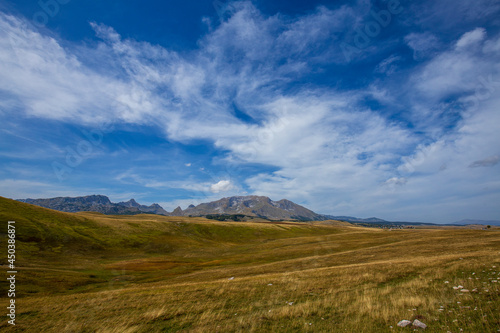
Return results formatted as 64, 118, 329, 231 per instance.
172, 195, 325, 221
323, 215, 389, 223
18, 195, 168, 215
323, 215, 444, 226
117, 199, 169, 215
454, 219, 500, 226
16, 195, 324, 221
15, 194, 497, 225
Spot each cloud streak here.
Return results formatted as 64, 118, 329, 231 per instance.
469, 156, 500, 168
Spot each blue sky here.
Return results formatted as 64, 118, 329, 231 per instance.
0, 0, 499, 223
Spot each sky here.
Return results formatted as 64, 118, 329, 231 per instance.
0, 0, 499, 223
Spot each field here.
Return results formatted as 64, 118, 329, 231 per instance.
0, 197, 499, 332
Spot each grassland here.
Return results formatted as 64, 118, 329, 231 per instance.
0, 196, 499, 332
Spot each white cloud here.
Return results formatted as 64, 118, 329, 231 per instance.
242, 27, 500, 222
0, 4, 370, 146
384, 177, 408, 186
411, 28, 498, 106
455, 27, 486, 50
0, 14, 162, 126
210, 180, 234, 193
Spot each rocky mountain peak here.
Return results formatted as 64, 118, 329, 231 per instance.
120, 199, 140, 207
178, 195, 323, 221
172, 206, 183, 216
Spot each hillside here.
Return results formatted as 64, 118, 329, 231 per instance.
0, 196, 343, 286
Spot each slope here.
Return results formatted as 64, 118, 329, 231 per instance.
0, 196, 347, 294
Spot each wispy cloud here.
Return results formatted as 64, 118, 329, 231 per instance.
469, 155, 500, 168
375, 54, 402, 74
404, 32, 441, 60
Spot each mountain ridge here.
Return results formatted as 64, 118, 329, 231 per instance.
17, 194, 324, 221
18, 195, 167, 216
454, 219, 500, 226
16, 194, 499, 225
173, 195, 325, 221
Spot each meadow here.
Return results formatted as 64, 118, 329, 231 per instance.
0, 197, 499, 332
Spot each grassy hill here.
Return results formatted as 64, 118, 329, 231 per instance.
0, 196, 499, 332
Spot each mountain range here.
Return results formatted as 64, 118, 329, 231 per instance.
454, 219, 500, 226
174, 195, 324, 220
18, 195, 168, 215
18, 194, 324, 221
17, 195, 500, 225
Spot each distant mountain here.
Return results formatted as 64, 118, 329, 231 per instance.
18, 195, 168, 216
326, 216, 500, 227
323, 215, 444, 226
117, 199, 169, 215
17, 195, 324, 221
20, 194, 492, 225
323, 215, 389, 223
169, 195, 325, 221
454, 219, 500, 226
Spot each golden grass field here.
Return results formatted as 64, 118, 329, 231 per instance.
0, 197, 499, 332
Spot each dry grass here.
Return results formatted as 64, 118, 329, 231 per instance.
0, 198, 499, 332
